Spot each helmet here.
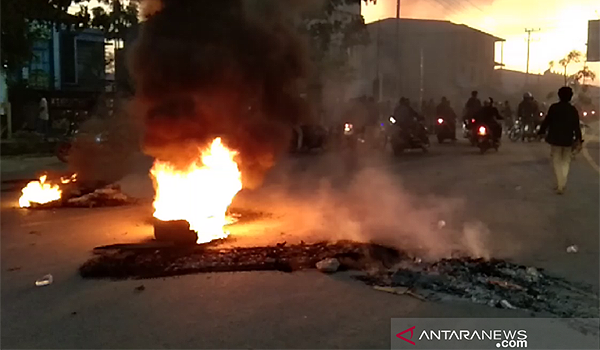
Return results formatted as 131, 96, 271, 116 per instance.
523, 92, 533, 100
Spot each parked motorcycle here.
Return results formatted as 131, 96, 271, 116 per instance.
435, 117, 456, 144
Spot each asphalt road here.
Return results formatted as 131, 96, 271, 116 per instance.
1, 134, 599, 349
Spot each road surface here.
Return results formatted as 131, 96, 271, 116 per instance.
1, 136, 599, 348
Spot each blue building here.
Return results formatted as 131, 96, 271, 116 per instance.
24, 28, 105, 92
7, 27, 107, 133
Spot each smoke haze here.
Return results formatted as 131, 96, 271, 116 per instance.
130, 0, 311, 189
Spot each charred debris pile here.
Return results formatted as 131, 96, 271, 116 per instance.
80, 240, 598, 318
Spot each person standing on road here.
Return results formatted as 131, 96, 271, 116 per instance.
38, 95, 49, 140
538, 87, 583, 195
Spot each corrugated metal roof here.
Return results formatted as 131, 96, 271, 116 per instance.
368, 18, 505, 42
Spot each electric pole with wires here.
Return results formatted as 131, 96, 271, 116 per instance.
525, 28, 541, 86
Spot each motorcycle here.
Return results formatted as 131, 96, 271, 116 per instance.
508, 118, 522, 142
290, 124, 328, 153
435, 117, 456, 143
56, 121, 79, 163
462, 118, 476, 145
388, 116, 430, 155
508, 117, 541, 142
55, 122, 108, 163
475, 124, 500, 154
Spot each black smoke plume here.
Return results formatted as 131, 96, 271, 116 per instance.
130, 0, 310, 188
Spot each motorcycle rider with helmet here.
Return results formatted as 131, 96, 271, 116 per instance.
474, 98, 503, 142
517, 92, 540, 141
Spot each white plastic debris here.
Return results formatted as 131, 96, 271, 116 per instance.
437, 220, 446, 229
566, 245, 579, 253
35, 274, 53, 287
500, 300, 517, 310
525, 267, 542, 282
316, 258, 340, 273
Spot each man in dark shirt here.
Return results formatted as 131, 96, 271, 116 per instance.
539, 86, 583, 194
464, 91, 481, 122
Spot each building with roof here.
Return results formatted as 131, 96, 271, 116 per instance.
352, 18, 504, 109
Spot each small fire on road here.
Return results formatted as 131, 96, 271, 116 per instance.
19, 174, 77, 208
150, 137, 243, 244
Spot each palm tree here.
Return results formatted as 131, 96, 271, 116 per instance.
558, 50, 582, 85
548, 60, 555, 72
572, 66, 597, 86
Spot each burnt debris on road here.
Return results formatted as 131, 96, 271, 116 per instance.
80, 240, 598, 319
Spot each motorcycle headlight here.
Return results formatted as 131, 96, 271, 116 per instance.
94, 133, 105, 143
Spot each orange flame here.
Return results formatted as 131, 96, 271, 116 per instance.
150, 137, 243, 244
19, 175, 62, 208
60, 173, 77, 184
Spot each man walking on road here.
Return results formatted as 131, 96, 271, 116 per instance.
539, 87, 582, 195
38, 95, 49, 140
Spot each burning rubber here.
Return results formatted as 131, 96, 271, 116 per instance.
153, 219, 198, 245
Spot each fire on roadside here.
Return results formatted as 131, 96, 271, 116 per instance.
150, 137, 243, 244
19, 175, 63, 208
19, 173, 78, 208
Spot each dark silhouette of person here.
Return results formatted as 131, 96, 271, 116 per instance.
436, 97, 457, 139
518, 92, 540, 140
476, 98, 503, 140
464, 90, 482, 121
538, 86, 582, 194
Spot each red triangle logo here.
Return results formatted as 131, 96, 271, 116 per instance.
396, 326, 416, 345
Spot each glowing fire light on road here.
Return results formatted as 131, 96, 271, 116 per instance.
61, 173, 77, 184
19, 175, 62, 208
150, 137, 243, 244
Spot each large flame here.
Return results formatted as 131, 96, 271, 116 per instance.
150, 137, 243, 244
19, 175, 62, 208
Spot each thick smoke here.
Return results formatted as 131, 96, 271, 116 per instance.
130, 0, 311, 189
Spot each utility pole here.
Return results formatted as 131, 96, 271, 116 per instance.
396, 0, 401, 98
524, 28, 540, 86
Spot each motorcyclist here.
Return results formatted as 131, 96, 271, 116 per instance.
436, 97, 457, 139
474, 98, 503, 141
464, 90, 482, 121
517, 92, 540, 140
394, 98, 426, 137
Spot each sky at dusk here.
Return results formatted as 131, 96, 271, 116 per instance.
362, 0, 600, 80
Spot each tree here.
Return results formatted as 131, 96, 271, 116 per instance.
297, 0, 375, 118
301, 0, 375, 88
1, 0, 87, 84
557, 50, 582, 85
83, 0, 139, 49
571, 66, 596, 86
